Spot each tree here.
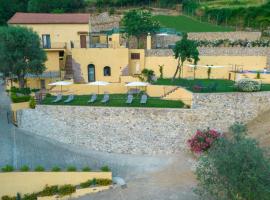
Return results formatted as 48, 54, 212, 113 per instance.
121, 9, 160, 48
0, 26, 47, 88
195, 123, 270, 200
0, 0, 29, 25
172, 33, 199, 81
27, 0, 85, 13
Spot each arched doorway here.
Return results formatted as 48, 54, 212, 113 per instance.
88, 64, 95, 82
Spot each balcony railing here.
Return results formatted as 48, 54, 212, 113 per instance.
42, 42, 67, 49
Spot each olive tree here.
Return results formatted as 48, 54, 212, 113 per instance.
0, 26, 47, 88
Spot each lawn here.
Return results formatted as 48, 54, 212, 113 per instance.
153, 15, 233, 32
200, 0, 265, 9
42, 94, 185, 108
154, 78, 270, 93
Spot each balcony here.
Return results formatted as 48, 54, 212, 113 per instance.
42, 42, 67, 50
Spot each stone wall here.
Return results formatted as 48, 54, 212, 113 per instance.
146, 47, 270, 66
188, 32, 261, 41
18, 92, 270, 155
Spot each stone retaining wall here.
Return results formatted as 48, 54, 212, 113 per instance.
188, 32, 261, 41
18, 92, 270, 155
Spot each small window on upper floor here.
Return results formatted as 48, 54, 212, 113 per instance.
131, 53, 140, 60
104, 66, 111, 76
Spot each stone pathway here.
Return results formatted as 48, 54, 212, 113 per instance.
0, 83, 198, 199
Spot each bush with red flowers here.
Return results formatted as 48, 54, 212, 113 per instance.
188, 128, 221, 154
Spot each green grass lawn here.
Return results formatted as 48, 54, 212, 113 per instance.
200, 0, 265, 9
154, 78, 270, 93
154, 15, 233, 32
42, 94, 185, 108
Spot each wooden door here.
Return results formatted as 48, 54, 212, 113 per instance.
80, 35, 87, 48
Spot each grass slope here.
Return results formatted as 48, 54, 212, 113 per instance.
154, 15, 233, 32
154, 78, 270, 93
200, 0, 265, 9
43, 94, 185, 108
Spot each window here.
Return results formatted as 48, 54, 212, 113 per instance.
42, 34, 51, 48
131, 53, 140, 60
104, 66, 111, 76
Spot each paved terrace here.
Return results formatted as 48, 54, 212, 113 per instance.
0, 83, 197, 200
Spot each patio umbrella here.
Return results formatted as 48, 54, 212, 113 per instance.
87, 81, 110, 94
48, 81, 73, 93
125, 82, 149, 94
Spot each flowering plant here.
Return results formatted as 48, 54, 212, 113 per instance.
188, 128, 221, 154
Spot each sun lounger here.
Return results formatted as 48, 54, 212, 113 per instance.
88, 93, 97, 103
140, 94, 148, 104
64, 95, 74, 103
126, 94, 133, 104
52, 94, 62, 103
101, 93, 109, 104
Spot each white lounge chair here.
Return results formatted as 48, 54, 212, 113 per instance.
88, 93, 97, 103
126, 94, 133, 104
140, 94, 148, 104
52, 94, 62, 103
64, 95, 74, 103
101, 93, 109, 104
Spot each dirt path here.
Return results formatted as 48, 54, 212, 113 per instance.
78, 153, 198, 200
247, 109, 270, 147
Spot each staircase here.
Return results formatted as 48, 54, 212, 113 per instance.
161, 86, 179, 98
64, 55, 74, 80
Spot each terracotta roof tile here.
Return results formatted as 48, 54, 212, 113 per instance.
8, 12, 90, 24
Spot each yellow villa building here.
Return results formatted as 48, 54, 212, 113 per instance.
7, 12, 270, 93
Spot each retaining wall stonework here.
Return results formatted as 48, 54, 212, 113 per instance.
18, 92, 270, 155
188, 32, 261, 41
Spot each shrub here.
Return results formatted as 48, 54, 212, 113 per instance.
58, 185, 76, 196
195, 124, 270, 199
11, 93, 31, 103
66, 166, 76, 172
100, 166, 110, 172
38, 185, 59, 197
188, 129, 221, 154
1, 196, 16, 200
236, 78, 261, 92
45, 93, 52, 98
1, 165, 14, 172
256, 71, 261, 79
34, 166, 45, 172
51, 167, 61, 172
10, 87, 31, 95
96, 179, 112, 186
29, 97, 36, 109
80, 180, 92, 188
20, 165, 30, 172
22, 193, 37, 200
82, 167, 91, 172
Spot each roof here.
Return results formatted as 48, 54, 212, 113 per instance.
8, 13, 90, 24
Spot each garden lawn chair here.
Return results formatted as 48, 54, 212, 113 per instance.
88, 93, 97, 103
64, 95, 74, 103
52, 94, 62, 103
140, 94, 148, 104
101, 93, 109, 104
126, 94, 133, 104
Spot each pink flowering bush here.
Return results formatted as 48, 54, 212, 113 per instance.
188, 128, 221, 154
